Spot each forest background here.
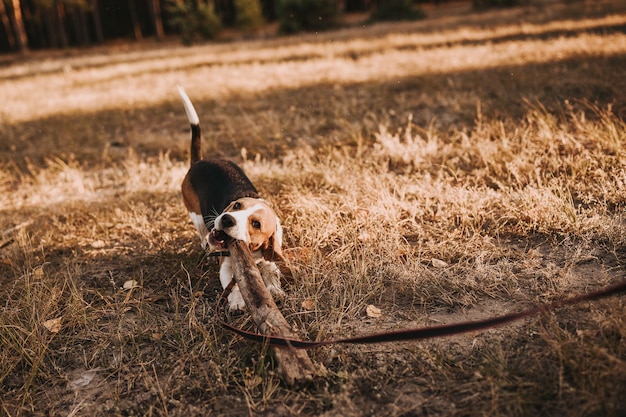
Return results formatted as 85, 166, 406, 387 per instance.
0, 0, 519, 53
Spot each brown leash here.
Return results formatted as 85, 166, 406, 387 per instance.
215, 278, 626, 350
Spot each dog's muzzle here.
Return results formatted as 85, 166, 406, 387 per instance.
219, 213, 236, 229
209, 229, 231, 248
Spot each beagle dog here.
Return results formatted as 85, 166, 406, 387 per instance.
178, 87, 289, 311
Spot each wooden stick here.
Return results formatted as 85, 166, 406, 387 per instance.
2, 220, 33, 237
227, 240, 316, 385
0, 239, 14, 250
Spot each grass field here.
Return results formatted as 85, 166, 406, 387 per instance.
2, 1, 626, 415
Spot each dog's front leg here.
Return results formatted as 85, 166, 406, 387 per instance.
219, 257, 246, 312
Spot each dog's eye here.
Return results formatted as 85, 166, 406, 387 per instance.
251, 220, 261, 230
233, 202, 241, 210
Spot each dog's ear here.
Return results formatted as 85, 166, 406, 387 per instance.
262, 217, 293, 281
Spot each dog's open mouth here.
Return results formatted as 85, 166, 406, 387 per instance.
209, 229, 232, 248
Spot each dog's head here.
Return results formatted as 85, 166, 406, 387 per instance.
209, 197, 285, 263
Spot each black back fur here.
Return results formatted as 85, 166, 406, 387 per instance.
189, 159, 260, 226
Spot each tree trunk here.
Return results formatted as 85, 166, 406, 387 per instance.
148, 0, 164, 40
9, 0, 28, 52
227, 240, 316, 385
90, 0, 103, 43
70, 4, 89, 46
0, 0, 17, 50
53, 0, 68, 48
129, 0, 142, 41
43, 6, 58, 48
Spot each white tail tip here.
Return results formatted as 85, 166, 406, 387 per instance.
177, 85, 200, 126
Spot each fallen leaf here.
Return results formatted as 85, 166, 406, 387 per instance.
33, 267, 44, 278
69, 369, 100, 389
576, 329, 597, 338
43, 317, 62, 333
336, 370, 349, 379
431, 258, 448, 268
91, 240, 105, 249
366, 304, 382, 318
301, 299, 316, 311
123, 280, 139, 290
245, 375, 262, 390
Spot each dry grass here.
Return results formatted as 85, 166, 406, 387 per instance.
2, 1, 626, 416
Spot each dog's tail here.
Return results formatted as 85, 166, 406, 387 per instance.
177, 86, 202, 165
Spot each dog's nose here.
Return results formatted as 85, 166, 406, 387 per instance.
220, 213, 236, 228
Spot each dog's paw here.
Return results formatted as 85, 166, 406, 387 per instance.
257, 259, 284, 303
228, 289, 246, 313
266, 283, 285, 304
